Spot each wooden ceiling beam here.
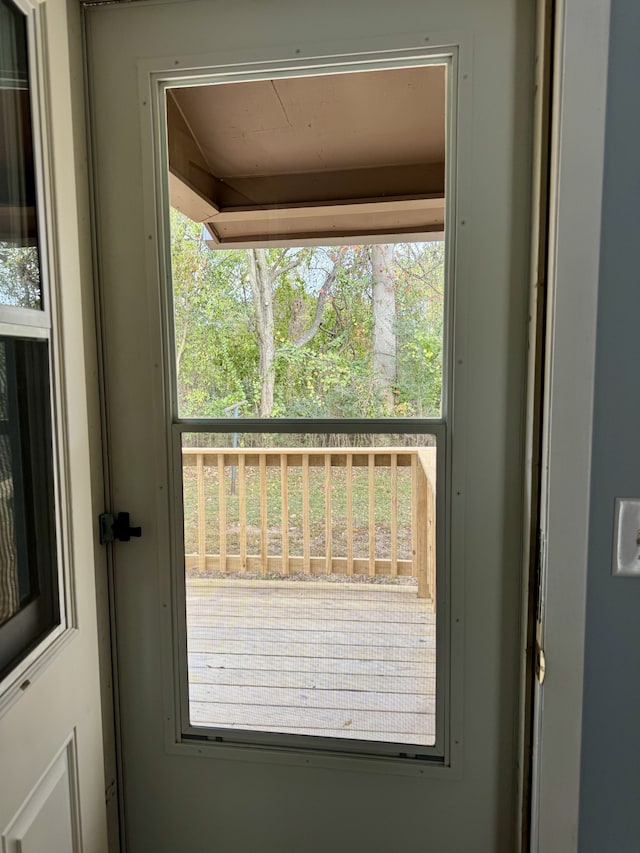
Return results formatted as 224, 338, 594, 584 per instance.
203, 196, 445, 248
213, 162, 445, 208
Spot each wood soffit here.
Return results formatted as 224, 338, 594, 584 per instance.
166, 65, 446, 246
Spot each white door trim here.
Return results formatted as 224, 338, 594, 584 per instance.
532, 0, 611, 848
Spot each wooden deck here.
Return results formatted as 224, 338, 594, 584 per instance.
186, 578, 436, 745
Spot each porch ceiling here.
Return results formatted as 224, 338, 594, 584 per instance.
167, 65, 446, 246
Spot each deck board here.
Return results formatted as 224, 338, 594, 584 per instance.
186, 578, 436, 746
188, 626, 435, 648
188, 652, 433, 678
189, 665, 434, 693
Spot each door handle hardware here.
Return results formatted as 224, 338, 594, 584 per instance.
99, 512, 142, 544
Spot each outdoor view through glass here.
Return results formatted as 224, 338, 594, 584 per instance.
167, 64, 444, 748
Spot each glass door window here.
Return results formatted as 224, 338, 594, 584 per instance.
164, 64, 448, 754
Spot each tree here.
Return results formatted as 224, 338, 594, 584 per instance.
371, 243, 396, 409
393, 241, 445, 416
246, 249, 275, 417
171, 210, 253, 416
247, 246, 345, 417
170, 208, 446, 421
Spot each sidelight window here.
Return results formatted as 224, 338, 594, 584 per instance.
0, 0, 61, 685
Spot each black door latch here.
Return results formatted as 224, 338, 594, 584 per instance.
99, 512, 142, 544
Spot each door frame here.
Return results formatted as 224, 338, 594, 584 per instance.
81, 0, 612, 849
147, 47, 455, 767
530, 0, 611, 848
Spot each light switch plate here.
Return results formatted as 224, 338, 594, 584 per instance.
612, 498, 640, 577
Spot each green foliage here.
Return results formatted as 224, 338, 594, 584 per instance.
394, 243, 444, 417
0, 242, 41, 308
170, 209, 445, 419
171, 211, 255, 416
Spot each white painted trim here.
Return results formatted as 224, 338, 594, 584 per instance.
0, 628, 76, 718
531, 0, 611, 848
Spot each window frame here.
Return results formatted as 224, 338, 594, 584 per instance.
145, 48, 458, 764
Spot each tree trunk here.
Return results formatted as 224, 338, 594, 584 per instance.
291, 262, 340, 348
371, 243, 396, 408
247, 248, 275, 417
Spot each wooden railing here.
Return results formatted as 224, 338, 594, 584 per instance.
182, 447, 436, 602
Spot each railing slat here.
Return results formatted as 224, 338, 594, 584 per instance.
218, 454, 226, 573
324, 455, 332, 575
368, 452, 375, 577
197, 453, 206, 574
260, 454, 268, 576
415, 451, 429, 599
428, 474, 436, 605
280, 454, 289, 576
346, 455, 353, 575
390, 453, 398, 577
238, 455, 247, 571
302, 453, 310, 573
411, 453, 418, 584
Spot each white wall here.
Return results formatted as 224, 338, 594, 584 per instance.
579, 1, 640, 849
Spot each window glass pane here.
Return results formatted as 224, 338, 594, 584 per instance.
0, 341, 29, 626
165, 66, 447, 420
0, 338, 58, 679
0, 0, 42, 310
171, 223, 444, 419
182, 431, 437, 747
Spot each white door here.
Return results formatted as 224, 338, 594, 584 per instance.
87, 0, 534, 850
0, 0, 108, 851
